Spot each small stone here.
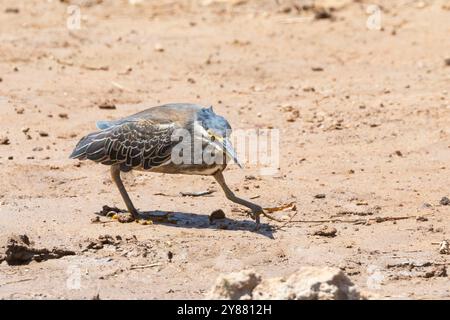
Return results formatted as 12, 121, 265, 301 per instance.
439, 197, 450, 206
91, 216, 101, 223
444, 58, 450, 66
303, 86, 315, 92
0, 137, 10, 145
5, 8, 20, 14
209, 209, 226, 223
154, 43, 164, 52
438, 240, 449, 254
314, 9, 333, 20
39, 131, 49, 137
314, 194, 326, 199
206, 270, 262, 300
98, 102, 116, 110
58, 113, 69, 119
313, 225, 337, 237
421, 203, 432, 209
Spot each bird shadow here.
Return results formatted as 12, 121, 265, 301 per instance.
96, 206, 275, 239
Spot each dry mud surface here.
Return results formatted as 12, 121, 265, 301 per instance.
0, 0, 449, 299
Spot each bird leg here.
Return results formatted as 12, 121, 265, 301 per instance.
213, 171, 262, 229
110, 165, 139, 222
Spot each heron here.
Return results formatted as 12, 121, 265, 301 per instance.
70, 103, 263, 228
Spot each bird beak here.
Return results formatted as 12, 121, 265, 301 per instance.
222, 137, 243, 168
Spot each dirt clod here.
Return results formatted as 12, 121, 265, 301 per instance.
313, 225, 337, 237
85, 235, 121, 251
3, 235, 75, 265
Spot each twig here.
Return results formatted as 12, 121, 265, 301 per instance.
272, 210, 300, 230
130, 263, 161, 270
111, 81, 134, 92
154, 192, 175, 197
260, 211, 285, 223
180, 190, 215, 197
55, 58, 74, 67
290, 216, 415, 225
262, 213, 423, 227
0, 278, 36, 286
81, 64, 109, 71
55, 59, 108, 71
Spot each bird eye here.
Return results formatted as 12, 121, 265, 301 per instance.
210, 135, 216, 142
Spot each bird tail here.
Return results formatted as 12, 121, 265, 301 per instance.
69, 134, 94, 160
70, 121, 113, 160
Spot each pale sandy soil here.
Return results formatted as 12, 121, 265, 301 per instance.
0, 0, 449, 299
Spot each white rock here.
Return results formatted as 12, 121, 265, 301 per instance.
252, 267, 360, 300
207, 267, 362, 300
206, 270, 261, 300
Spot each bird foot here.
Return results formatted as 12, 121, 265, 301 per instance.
247, 206, 263, 231
112, 211, 155, 225
112, 213, 135, 223
110, 209, 141, 223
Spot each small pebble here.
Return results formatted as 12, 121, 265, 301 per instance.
154, 43, 164, 52
209, 209, 226, 223
439, 196, 450, 206
0, 137, 10, 145
313, 225, 337, 237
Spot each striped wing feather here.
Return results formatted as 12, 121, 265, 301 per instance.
72, 120, 176, 170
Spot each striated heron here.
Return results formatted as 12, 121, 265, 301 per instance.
70, 103, 263, 227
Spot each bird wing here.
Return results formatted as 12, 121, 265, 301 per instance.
70, 119, 177, 170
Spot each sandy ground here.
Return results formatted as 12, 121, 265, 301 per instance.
0, 0, 449, 299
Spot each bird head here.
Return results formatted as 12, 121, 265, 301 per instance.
196, 106, 242, 168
